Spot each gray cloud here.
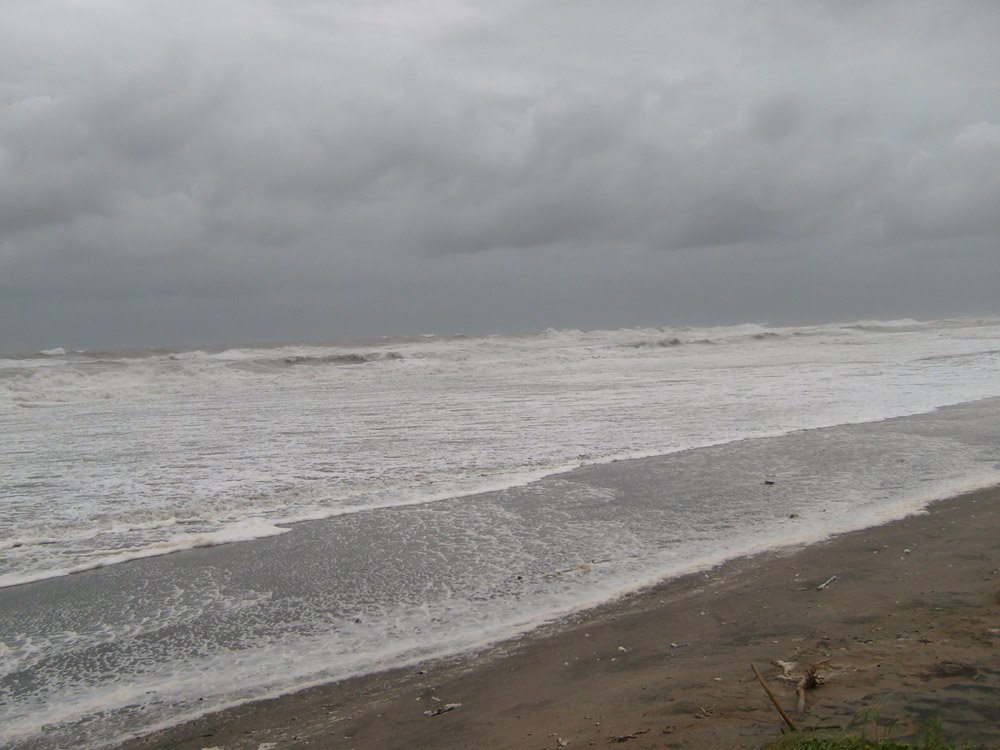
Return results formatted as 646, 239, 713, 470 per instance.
1, 1, 999, 351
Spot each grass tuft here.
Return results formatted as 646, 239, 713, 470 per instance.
762, 715, 973, 749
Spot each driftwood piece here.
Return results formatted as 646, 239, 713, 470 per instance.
609, 729, 650, 742
751, 663, 798, 732
423, 702, 461, 717
795, 658, 833, 713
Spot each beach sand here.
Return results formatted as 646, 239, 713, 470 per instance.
119, 487, 1000, 749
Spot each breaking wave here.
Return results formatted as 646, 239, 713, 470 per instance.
278, 352, 403, 367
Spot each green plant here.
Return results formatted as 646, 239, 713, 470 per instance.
762, 715, 964, 749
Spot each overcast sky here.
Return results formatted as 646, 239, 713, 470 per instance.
2, 1, 999, 351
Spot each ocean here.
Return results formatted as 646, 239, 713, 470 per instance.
2, 317, 1000, 747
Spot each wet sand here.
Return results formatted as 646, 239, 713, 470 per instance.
120, 487, 1000, 749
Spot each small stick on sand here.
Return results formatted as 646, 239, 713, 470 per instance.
751, 663, 797, 732
423, 703, 461, 717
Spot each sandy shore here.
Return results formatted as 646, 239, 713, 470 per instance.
120, 487, 1000, 749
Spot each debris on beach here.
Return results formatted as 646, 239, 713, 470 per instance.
751, 663, 797, 731
772, 658, 833, 712
423, 702, 461, 717
817, 574, 838, 590
608, 729, 649, 742
776, 660, 797, 677
794, 659, 831, 712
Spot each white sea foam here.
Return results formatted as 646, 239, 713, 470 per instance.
0, 519, 289, 589
3, 317, 1000, 586
4, 373, 1000, 748
8, 455, 1000, 750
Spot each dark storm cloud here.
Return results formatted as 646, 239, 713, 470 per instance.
1, 0, 999, 350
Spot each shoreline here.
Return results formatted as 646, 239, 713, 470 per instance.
119, 486, 1000, 749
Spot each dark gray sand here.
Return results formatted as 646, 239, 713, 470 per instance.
120, 486, 1000, 749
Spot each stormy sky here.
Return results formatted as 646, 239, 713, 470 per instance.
2, 1, 999, 352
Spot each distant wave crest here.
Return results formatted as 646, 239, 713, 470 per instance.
279, 351, 403, 367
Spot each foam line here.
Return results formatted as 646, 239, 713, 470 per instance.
0, 519, 289, 589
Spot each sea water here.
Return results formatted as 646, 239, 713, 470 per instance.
2, 318, 1000, 747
